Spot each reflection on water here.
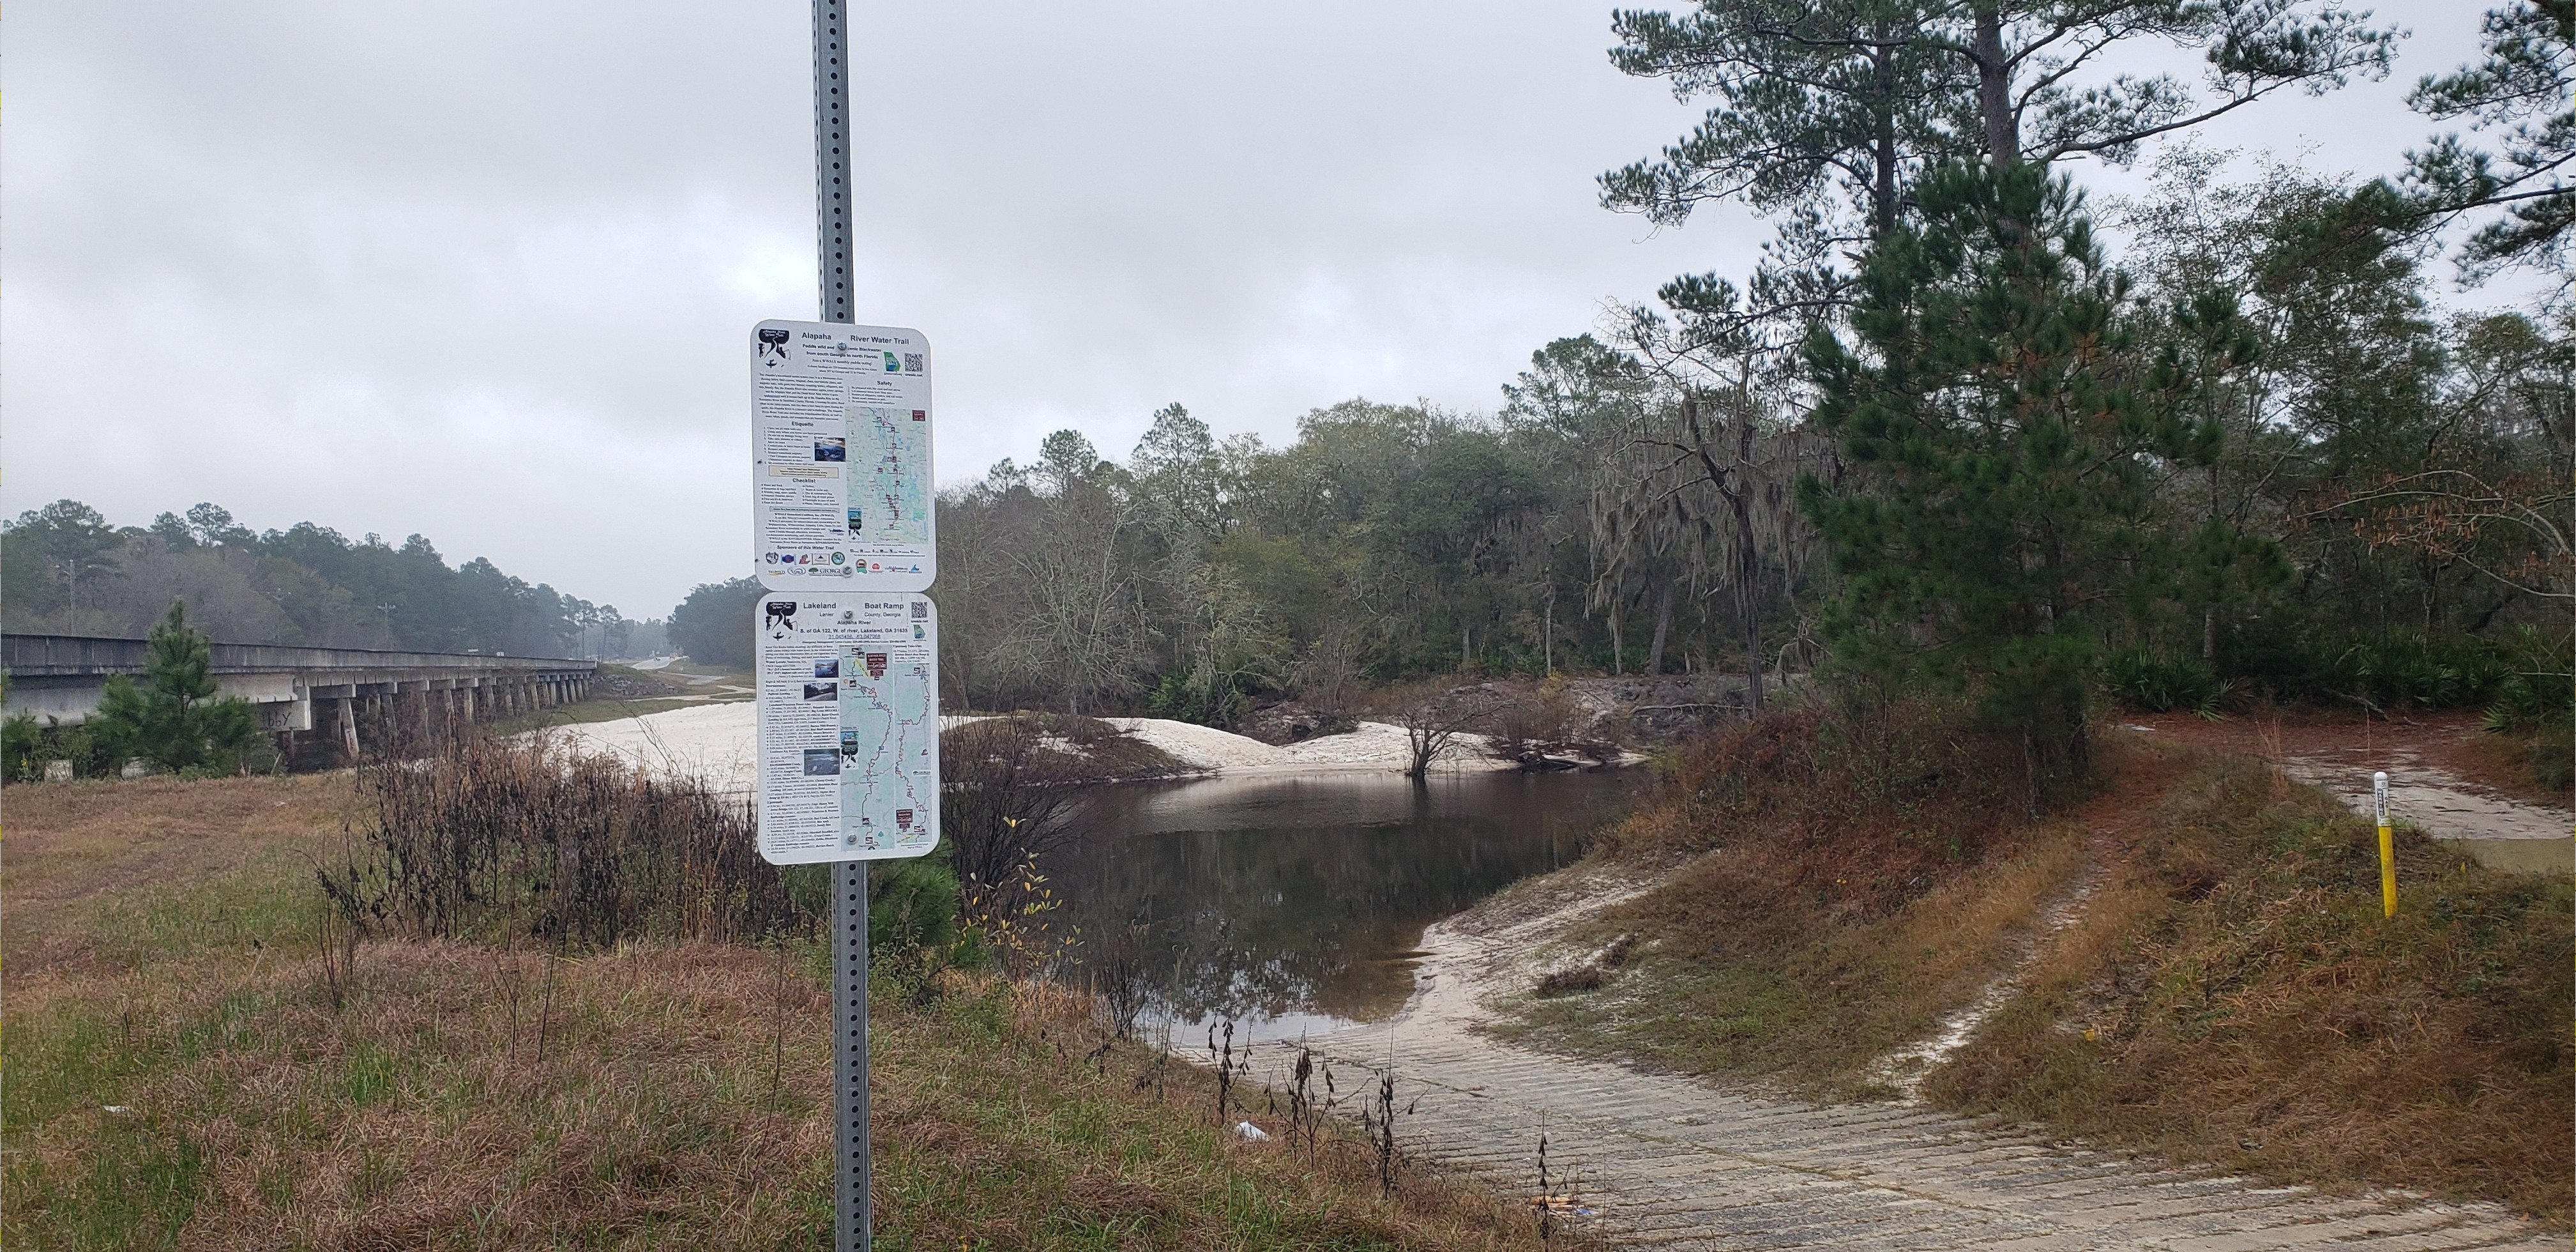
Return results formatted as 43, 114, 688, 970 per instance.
1050, 768, 1642, 1044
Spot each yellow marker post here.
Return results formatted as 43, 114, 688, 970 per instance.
2374, 770, 2395, 919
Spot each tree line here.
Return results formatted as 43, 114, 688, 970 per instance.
775, 0, 2562, 760
0, 500, 649, 659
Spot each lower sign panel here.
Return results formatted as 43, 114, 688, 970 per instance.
755, 592, 940, 864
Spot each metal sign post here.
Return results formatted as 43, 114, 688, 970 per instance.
815, 0, 852, 328
815, 0, 864, 1242
819, 5, 870, 1248
819, 0, 865, 1232
755, 10, 943, 1249
835, 855, 869, 1252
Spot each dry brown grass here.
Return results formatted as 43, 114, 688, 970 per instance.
3, 770, 1579, 1251
1927, 758, 2573, 1220
3, 772, 357, 972
1489, 705, 2570, 1219
1492, 702, 2127, 1092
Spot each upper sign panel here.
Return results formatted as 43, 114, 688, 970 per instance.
752, 320, 934, 592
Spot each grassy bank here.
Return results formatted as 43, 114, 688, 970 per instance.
2, 773, 1571, 1250
1491, 703, 2100, 1092
1930, 759, 2572, 1218
1488, 708, 2572, 1219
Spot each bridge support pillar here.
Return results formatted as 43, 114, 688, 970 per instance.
337, 696, 360, 762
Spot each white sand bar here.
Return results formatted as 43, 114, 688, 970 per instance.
1102, 717, 1503, 774
549, 701, 759, 794
547, 701, 1504, 791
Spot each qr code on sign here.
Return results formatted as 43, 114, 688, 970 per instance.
910, 601, 928, 620
902, 353, 924, 373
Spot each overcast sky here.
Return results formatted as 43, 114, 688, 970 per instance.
0, 0, 2515, 619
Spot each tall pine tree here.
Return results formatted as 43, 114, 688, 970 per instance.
1798, 160, 2256, 790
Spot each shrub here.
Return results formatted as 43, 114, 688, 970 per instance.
2100, 648, 2224, 715
2480, 627, 2573, 791
940, 714, 1185, 916
1, 713, 36, 779
0, 717, 125, 782
1595, 695, 2024, 880
322, 734, 803, 947
870, 855, 962, 954
1482, 675, 1614, 767
1146, 669, 1250, 729
2216, 622, 2521, 711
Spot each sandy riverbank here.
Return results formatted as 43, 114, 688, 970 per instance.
546, 702, 1508, 792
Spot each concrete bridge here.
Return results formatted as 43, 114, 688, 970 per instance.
1, 633, 596, 765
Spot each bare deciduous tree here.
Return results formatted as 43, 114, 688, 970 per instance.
994, 466, 1142, 715
938, 715, 1100, 913
1382, 682, 1506, 780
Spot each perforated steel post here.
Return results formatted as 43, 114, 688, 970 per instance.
815, 3, 867, 1247
834, 859, 870, 1250
815, 0, 853, 328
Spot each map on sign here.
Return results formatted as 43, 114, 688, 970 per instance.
845, 404, 931, 546
751, 320, 934, 592
754, 592, 940, 864
838, 632, 937, 855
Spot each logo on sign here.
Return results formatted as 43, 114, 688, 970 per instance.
895, 809, 913, 830
865, 653, 888, 679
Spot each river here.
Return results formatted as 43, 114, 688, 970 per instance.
1049, 767, 1645, 1044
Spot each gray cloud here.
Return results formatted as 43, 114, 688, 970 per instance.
0, 0, 2510, 616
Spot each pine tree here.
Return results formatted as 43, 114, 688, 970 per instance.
94, 601, 262, 773
1798, 160, 2254, 788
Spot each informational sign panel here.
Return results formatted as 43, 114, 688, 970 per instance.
754, 592, 941, 865
752, 320, 935, 592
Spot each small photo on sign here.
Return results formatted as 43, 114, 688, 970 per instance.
814, 438, 847, 462
801, 749, 840, 777
813, 659, 839, 680
803, 681, 838, 701
838, 728, 860, 758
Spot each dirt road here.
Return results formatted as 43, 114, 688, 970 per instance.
2131, 712, 2572, 874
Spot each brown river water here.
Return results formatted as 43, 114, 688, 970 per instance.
1050, 767, 1644, 1044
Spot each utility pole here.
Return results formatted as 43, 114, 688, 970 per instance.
812, 3, 870, 1248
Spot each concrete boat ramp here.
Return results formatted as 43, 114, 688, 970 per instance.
1245, 890, 2560, 1251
